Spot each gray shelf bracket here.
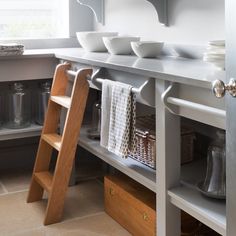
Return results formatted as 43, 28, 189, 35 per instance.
146, 0, 168, 26
77, 0, 104, 25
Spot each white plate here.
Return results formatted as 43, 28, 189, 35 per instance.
203, 53, 225, 60
208, 40, 225, 47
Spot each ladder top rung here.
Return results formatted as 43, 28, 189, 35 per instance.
34, 171, 53, 193
42, 133, 62, 151
50, 95, 71, 109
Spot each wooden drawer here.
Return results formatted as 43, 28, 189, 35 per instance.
104, 175, 156, 236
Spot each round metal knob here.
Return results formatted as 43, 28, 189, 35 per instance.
212, 78, 236, 98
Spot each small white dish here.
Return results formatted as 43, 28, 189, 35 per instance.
76, 31, 118, 52
103, 36, 140, 55
203, 57, 225, 70
131, 41, 164, 58
208, 40, 225, 47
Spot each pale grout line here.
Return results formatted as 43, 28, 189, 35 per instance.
9, 211, 106, 236
0, 188, 29, 197
0, 181, 8, 194
61, 211, 106, 224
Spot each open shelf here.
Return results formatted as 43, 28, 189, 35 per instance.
168, 160, 226, 235
78, 126, 156, 192
0, 124, 43, 141
168, 186, 226, 236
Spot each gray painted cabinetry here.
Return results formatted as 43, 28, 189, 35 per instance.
0, 49, 228, 235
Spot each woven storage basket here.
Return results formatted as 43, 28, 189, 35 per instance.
129, 115, 196, 169
129, 115, 156, 169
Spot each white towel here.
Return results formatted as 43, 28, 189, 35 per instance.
100, 79, 114, 149
100, 79, 135, 158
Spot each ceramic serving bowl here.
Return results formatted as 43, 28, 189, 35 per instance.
103, 36, 140, 55
131, 41, 164, 58
76, 31, 118, 52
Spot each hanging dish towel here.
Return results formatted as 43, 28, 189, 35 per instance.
100, 79, 114, 149
100, 79, 136, 158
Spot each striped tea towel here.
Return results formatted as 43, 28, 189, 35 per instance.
100, 79, 136, 158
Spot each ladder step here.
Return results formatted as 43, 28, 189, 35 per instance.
42, 133, 62, 151
50, 95, 71, 108
34, 171, 53, 193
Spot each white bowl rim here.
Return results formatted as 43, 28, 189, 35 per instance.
102, 36, 140, 41
131, 41, 164, 45
76, 31, 118, 35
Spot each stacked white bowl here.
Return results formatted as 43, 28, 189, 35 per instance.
203, 40, 225, 70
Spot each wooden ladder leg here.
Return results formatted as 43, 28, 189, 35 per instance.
27, 101, 62, 202
27, 141, 53, 202
43, 150, 76, 225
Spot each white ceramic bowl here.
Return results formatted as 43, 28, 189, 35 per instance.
76, 31, 118, 52
103, 36, 140, 55
131, 41, 164, 58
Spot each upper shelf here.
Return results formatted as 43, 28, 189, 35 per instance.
77, 0, 167, 26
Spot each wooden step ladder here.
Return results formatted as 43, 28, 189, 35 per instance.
27, 63, 92, 225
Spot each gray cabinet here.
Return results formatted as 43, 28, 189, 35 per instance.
226, 0, 236, 235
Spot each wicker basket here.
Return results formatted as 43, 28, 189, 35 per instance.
129, 115, 196, 169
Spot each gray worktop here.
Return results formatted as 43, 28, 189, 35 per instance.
1, 48, 225, 88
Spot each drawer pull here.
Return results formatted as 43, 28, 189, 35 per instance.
142, 212, 149, 221
109, 187, 115, 196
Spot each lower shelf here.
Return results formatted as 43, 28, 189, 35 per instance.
168, 185, 226, 236
78, 126, 156, 193
0, 124, 43, 141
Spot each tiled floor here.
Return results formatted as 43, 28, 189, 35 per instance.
0, 169, 131, 236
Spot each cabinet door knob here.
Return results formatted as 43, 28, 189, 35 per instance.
212, 78, 236, 98
142, 212, 149, 221
109, 187, 115, 196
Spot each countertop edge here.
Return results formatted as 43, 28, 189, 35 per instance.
0, 48, 224, 89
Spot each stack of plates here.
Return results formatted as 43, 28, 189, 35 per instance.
0, 43, 24, 56
203, 40, 225, 70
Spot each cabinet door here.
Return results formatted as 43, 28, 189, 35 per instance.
226, 0, 236, 235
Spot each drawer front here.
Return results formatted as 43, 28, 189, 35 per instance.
104, 178, 156, 236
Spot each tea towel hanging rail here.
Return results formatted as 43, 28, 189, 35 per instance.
162, 82, 226, 129
93, 77, 155, 107
67, 68, 155, 107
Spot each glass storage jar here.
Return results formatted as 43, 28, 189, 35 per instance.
198, 130, 226, 199
6, 82, 31, 129
87, 100, 101, 139
35, 81, 51, 125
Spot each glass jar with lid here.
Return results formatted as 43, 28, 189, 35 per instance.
6, 82, 31, 129
35, 81, 51, 125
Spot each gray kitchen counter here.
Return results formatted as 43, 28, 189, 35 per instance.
0, 47, 225, 88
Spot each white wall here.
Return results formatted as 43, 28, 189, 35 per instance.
95, 0, 225, 46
